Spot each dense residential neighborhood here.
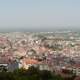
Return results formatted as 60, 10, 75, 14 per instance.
0, 32, 80, 80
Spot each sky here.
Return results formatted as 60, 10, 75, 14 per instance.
0, 0, 80, 32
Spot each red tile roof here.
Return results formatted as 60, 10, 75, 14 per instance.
22, 58, 39, 64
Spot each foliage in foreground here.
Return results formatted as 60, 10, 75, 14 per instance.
0, 66, 76, 80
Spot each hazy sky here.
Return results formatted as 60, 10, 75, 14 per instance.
0, 0, 80, 31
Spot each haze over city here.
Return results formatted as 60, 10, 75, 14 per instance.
0, 0, 80, 32
0, 1, 80, 80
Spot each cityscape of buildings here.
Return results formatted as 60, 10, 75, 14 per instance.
0, 31, 80, 77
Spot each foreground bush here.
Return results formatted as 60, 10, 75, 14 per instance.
0, 66, 76, 80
